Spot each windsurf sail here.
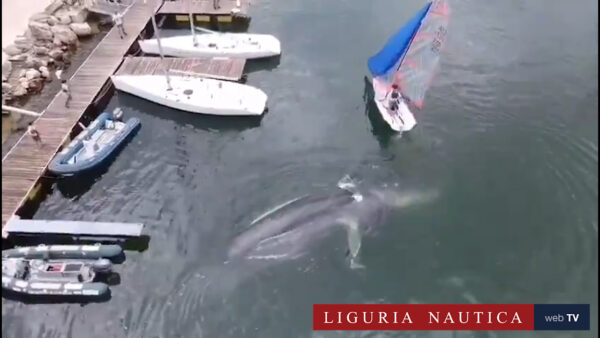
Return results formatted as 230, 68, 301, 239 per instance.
368, 0, 450, 109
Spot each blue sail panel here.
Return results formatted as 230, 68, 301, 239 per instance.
367, 2, 431, 77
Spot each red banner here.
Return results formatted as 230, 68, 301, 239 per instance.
313, 304, 535, 331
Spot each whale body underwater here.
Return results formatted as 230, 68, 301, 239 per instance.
227, 183, 439, 269
169, 182, 440, 308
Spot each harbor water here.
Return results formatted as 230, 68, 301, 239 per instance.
2, 0, 597, 337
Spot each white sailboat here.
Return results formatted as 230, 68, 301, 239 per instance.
111, 74, 267, 116
111, 12, 268, 116
139, 28, 282, 59
138, 0, 280, 59
367, 0, 450, 132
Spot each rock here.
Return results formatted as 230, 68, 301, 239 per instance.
28, 78, 44, 92
14, 37, 34, 51
24, 57, 35, 68
47, 16, 59, 26
12, 84, 28, 97
18, 70, 27, 78
51, 25, 78, 45
28, 21, 53, 41
2, 61, 12, 81
9, 54, 28, 62
69, 22, 92, 37
62, 51, 72, 65
56, 12, 72, 25
24, 55, 48, 69
3, 44, 22, 56
34, 46, 50, 56
30, 12, 51, 24
45, 0, 65, 14
48, 48, 63, 60
19, 78, 29, 90
24, 28, 34, 40
69, 8, 88, 23
2, 82, 12, 94
2, 84, 13, 102
25, 69, 41, 80
39, 66, 50, 79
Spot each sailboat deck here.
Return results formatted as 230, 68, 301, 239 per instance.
115, 56, 246, 81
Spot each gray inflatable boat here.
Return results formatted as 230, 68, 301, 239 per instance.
2, 244, 122, 261
2, 257, 112, 297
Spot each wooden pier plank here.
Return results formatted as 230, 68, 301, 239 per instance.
115, 56, 246, 81
2, 0, 164, 233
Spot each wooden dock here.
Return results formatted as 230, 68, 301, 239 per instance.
85, 0, 133, 16
115, 56, 246, 81
158, 0, 249, 16
5, 218, 144, 238
1, 0, 164, 235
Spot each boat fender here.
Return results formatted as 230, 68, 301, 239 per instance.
92, 258, 112, 273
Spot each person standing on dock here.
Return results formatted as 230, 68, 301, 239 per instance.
27, 122, 43, 148
61, 80, 72, 108
214, 0, 221, 10
55, 68, 63, 82
113, 11, 127, 39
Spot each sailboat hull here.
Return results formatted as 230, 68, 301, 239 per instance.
110, 74, 268, 116
372, 79, 417, 132
138, 34, 281, 59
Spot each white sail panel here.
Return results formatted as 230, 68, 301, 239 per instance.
395, 0, 450, 108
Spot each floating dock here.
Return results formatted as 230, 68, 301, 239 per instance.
85, 0, 133, 16
157, 0, 250, 28
158, 0, 249, 17
4, 219, 144, 239
1, 0, 164, 233
115, 56, 246, 81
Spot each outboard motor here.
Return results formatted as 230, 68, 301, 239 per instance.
92, 258, 112, 274
112, 107, 124, 121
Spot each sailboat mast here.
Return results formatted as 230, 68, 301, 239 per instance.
150, 12, 172, 90
188, 0, 198, 46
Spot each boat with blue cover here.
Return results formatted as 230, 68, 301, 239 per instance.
48, 110, 140, 176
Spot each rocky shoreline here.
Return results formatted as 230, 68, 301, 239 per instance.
1, 0, 113, 154
1, 0, 104, 102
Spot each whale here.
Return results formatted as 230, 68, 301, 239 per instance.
227, 177, 439, 269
